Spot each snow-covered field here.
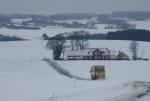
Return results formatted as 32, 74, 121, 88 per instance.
128, 20, 150, 30
0, 39, 150, 101
11, 18, 32, 24
1, 20, 150, 101
0, 23, 117, 40
1, 19, 150, 41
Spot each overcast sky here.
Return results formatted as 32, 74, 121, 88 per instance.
0, 0, 150, 15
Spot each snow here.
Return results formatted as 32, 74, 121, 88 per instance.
0, 23, 118, 40
11, 18, 32, 24
128, 20, 150, 30
1, 19, 150, 41
0, 39, 150, 101
1, 19, 150, 101
95, 24, 118, 32
54, 18, 97, 24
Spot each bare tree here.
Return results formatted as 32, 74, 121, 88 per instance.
70, 31, 89, 51
70, 31, 80, 50
129, 40, 139, 60
70, 40, 76, 50
77, 39, 89, 50
46, 35, 66, 60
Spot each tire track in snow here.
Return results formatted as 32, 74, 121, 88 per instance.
104, 81, 150, 101
43, 58, 90, 80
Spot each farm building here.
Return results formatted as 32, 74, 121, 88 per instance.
64, 48, 130, 60
115, 51, 130, 60
64, 48, 110, 60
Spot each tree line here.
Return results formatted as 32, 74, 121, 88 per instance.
0, 34, 26, 41
43, 29, 150, 42
107, 29, 150, 42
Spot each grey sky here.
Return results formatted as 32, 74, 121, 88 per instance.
0, 0, 150, 15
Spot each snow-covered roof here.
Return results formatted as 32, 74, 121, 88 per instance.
65, 48, 111, 56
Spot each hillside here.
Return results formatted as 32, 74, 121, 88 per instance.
0, 40, 150, 101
